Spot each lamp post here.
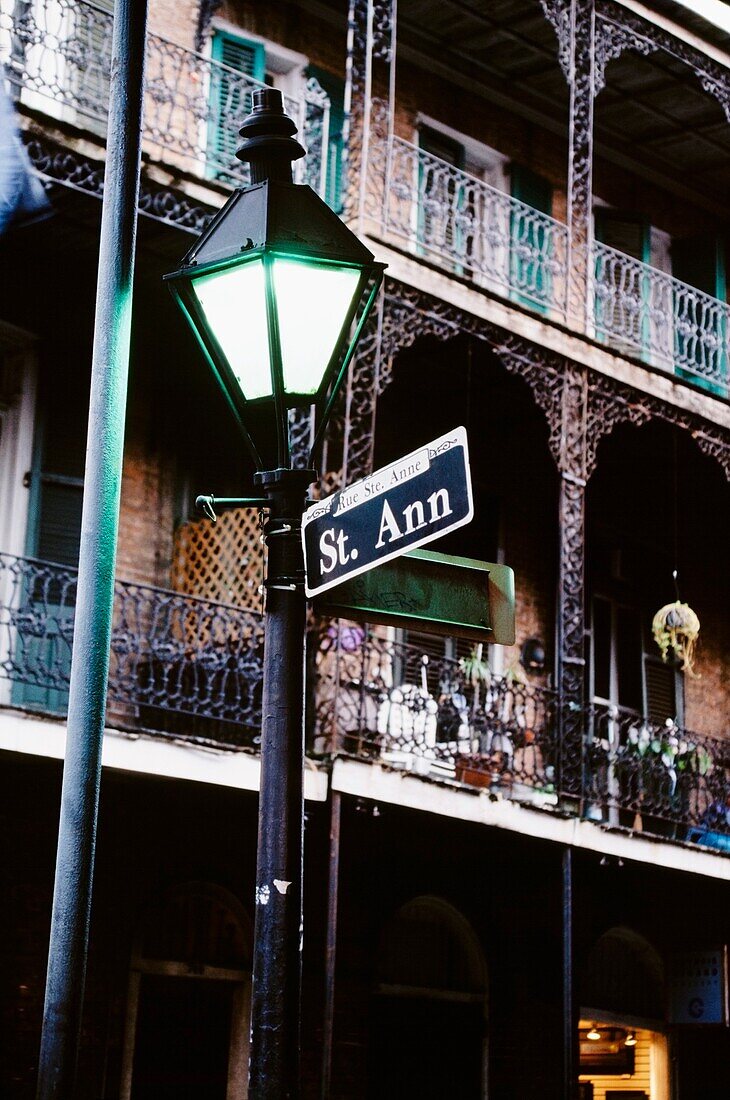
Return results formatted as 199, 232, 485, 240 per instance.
165, 88, 384, 1097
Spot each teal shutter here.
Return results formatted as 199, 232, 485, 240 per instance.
209, 32, 265, 179
594, 210, 651, 357
510, 164, 553, 313
308, 67, 345, 213
418, 127, 466, 267
15, 400, 85, 714
671, 236, 727, 395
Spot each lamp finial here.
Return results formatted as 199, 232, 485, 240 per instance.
236, 87, 306, 184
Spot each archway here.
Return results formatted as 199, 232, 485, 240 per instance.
369, 895, 489, 1099
120, 882, 253, 1100
579, 926, 669, 1100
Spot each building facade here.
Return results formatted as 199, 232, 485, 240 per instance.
0, 0, 729, 1096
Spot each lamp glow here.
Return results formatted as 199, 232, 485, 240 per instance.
192, 259, 271, 400
587, 1025, 601, 1041
272, 258, 361, 395
625, 1032, 637, 1046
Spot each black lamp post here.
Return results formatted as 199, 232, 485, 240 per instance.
165, 88, 384, 1098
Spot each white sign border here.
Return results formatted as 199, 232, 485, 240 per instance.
302, 427, 473, 598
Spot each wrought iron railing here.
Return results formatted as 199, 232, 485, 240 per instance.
316, 623, 730, 851
315, 621, 561, 800
583, 701, 730, 846
592, 242, 728, 393
0, 0, 330, 193
363, 135, 728, 397
1, 556, 728, 851
365, 135, 569, 317
0, 552, 264, 746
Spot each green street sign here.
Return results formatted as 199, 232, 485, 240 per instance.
314, 548, 515, 644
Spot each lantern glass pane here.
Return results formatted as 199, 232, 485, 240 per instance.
191, 259, 272, 400
272, 258, 361, 395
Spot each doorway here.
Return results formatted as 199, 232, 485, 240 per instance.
121, 883, 253, 1100
369, 896, 488, 1098
131, 976, 234, 1099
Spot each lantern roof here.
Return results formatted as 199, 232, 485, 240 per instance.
178, 180, 375, 272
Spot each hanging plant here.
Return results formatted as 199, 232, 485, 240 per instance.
651, 601, 700, 677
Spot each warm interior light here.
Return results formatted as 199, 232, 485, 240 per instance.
192, 259, 272, 400
624, 1032, 637, 1046
272, 258, 361, 395
587, 1025, 601, 1041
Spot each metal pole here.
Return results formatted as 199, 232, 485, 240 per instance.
248, 466, 314, 1100
562, 846, 577, 1100
321, 790, 342, 1100
35, 1, 147, 1096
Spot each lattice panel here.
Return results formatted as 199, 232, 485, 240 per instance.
171, 508, 265, 610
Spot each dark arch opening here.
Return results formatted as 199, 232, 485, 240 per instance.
581, 925, 665, 1022
369, 895, 487, 1099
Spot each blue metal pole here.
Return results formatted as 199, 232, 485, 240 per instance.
35, 1, 147, 1095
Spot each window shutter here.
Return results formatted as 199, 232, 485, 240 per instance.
594, 210, 651, 262
35, 481, 84, 567
510, 164, 553, 312
308, 67, 345, 213
209, 32, 266, 178
644, 657, 679, 725
671, 235, 727, 395
26, 371, 87, 568
510, 164, 552, 216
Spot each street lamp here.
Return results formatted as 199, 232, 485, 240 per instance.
165, 88, 384, 1098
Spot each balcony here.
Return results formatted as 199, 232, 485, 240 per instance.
0, 0, 330, 193
2, 554, 729, 853
364, 136, 729, 399
316, 622, 730, 852
0, 552, 264, 747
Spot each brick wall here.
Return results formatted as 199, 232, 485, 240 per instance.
117, 409, 176, 590
148, 0, 199, 47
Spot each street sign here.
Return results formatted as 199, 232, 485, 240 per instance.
314, 549, 515, 644
302, 427, 473, 598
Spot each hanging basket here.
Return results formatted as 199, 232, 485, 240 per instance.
651, 601, 700, 677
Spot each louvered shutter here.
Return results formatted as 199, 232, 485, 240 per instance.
510, 164, 553, 312
644, 657, 680, 725
209, 32, 265, 179
309, 67, 345, 213
594, 210, 651, 262
672, 235, 727, 395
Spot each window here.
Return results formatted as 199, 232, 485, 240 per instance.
418, 124, 466, 264
593, 209, 652, 357
589, 594, 682, 724
208, 29, 308, 181
208, 31, 266, 180
7, 0, 114, 133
